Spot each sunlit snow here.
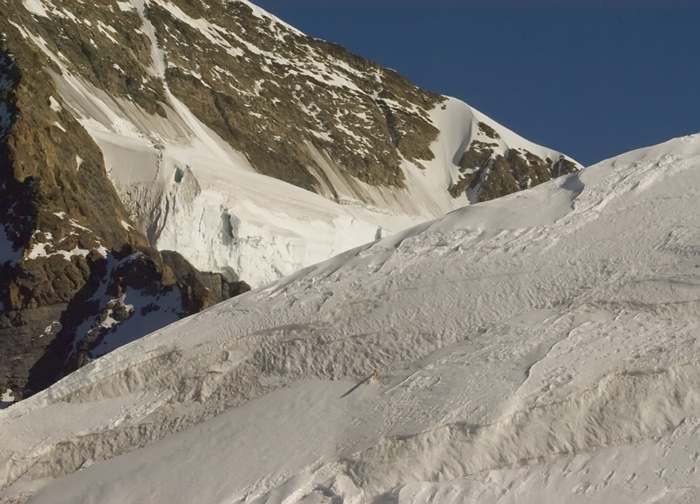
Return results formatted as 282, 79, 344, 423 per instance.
2, 134, 700, 503
21, 0, 49, 18
49, 95, 61, 112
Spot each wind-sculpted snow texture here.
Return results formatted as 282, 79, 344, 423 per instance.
1, 134, 699, 503
1, 0, 579, 288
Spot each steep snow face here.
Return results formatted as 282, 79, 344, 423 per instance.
1, 134, 699, 503
5, 0, 579, 287
50, 73, 573, 288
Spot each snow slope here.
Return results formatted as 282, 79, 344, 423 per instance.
1, 133, 699, 503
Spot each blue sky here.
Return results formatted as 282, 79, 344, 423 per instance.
253, 2, 699, 166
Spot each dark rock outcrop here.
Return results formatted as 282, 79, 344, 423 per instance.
450, 122, 580, 203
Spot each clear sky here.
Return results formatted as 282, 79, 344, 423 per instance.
252, 1, 699, 166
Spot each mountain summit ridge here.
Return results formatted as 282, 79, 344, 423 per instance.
3, 0, 580, 284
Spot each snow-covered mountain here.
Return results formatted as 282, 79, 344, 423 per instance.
0, 0, 579, 400
2, 0, 579, 287
1, 134, 699, 503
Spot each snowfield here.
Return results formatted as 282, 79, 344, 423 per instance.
2, 133, 700, 503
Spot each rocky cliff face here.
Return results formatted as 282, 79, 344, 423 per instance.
0, 0, 579, 401
0, 28, 248, 401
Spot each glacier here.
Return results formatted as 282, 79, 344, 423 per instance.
11, 0, 577, 288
